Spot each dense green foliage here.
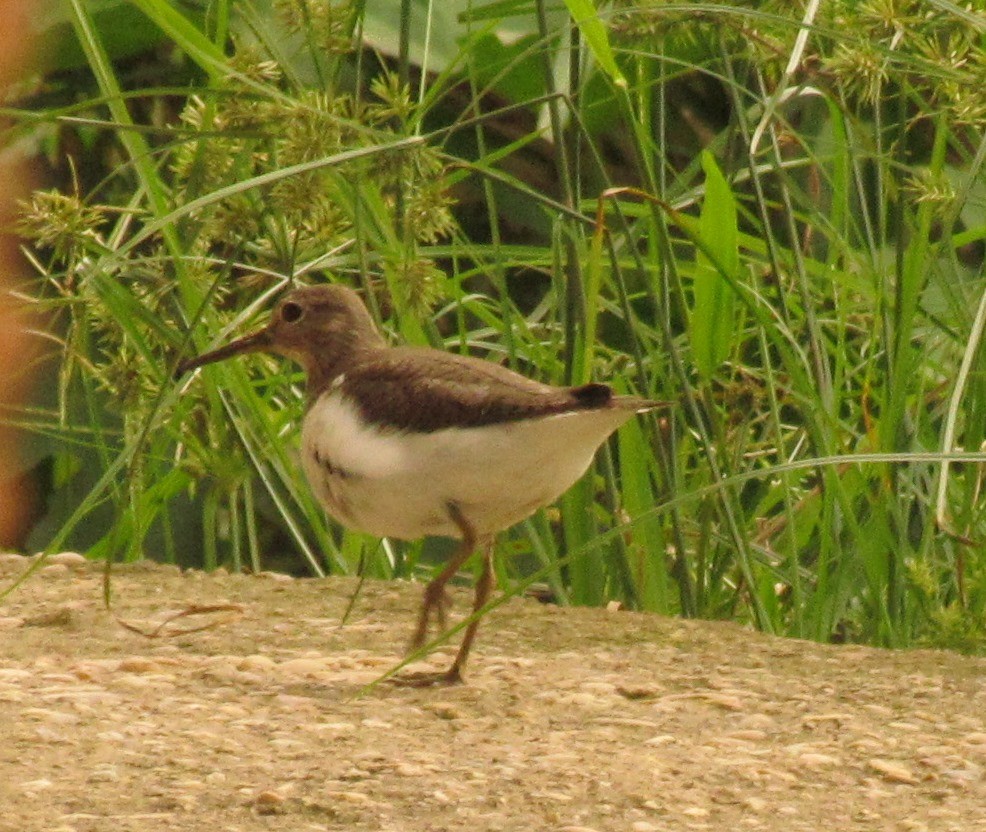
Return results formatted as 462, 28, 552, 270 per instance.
8, 0, 986, 652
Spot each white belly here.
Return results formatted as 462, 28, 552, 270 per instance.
299, 391, 638, 540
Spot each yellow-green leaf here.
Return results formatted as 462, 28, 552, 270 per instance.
561, 0, 627, 88
691, 150, 739, 380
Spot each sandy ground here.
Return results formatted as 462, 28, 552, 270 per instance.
0, 553, 984, 832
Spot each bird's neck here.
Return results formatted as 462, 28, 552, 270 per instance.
301, 332, 385, 406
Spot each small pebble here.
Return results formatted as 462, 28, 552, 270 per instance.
20, 778, 54, 794
117, 657, 160, 673
48, 552, 88, 567
728, 729, 767, 741
326, 790, 372, 804
868, 759, 920, 785
617, 684, 661, 700
702, 692, 743, 711
743, 796, 768, 812
798, 752, 841, 768
277, 657, 329, 675
88, 765, 120, 783
238, 654, 276, 672
255, 789, 285, 805
23, 608, 76, 628
426, 702, 465, 721
254, 789, 286, 815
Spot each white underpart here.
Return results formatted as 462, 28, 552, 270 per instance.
300, 390, 642, 540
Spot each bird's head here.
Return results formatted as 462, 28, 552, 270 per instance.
175, 284, 385, 380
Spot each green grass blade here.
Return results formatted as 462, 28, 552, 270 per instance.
690, 150, 739, 381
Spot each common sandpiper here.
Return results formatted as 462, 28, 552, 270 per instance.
176, 284, 663, 684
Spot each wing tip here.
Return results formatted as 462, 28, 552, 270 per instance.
571, 383, 672, 415
569, 382, 614, 408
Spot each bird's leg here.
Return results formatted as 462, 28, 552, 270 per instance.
394, 503, 495, 687
441, 536, 495, 685
407, 501, 477, 653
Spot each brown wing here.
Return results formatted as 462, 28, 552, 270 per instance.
341, 347, 619, 433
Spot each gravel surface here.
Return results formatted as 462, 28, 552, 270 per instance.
1, 554, 984, 832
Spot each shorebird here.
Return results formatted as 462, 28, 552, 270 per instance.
176, 284, 663, 684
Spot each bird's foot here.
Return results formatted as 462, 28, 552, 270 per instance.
388, 665, 464, 688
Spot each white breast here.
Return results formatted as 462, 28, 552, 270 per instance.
299, 390, 639, 540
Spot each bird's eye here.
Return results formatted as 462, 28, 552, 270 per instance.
281, 302, 304, 324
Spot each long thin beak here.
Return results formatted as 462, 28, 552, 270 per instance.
174, 327, 273, 379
